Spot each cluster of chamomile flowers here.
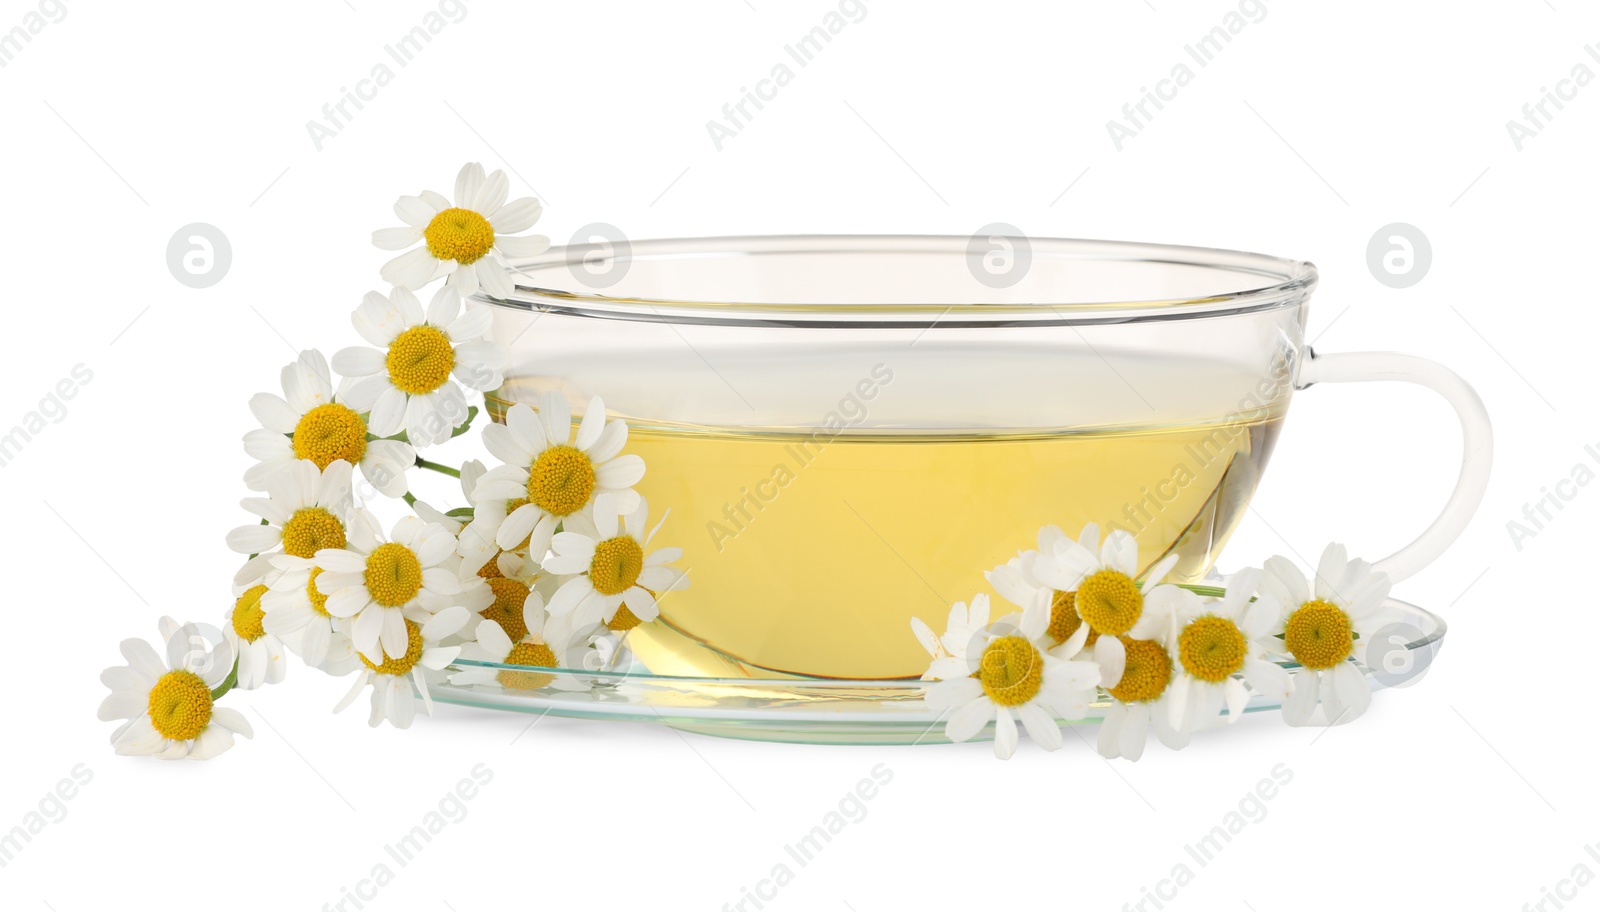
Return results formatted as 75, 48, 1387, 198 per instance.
913, 524, 1397, 761
98, 163, 689, 760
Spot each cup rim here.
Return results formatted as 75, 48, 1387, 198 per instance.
485, 234, 1318, 328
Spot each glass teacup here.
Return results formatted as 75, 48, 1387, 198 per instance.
484, 236, 1490, 679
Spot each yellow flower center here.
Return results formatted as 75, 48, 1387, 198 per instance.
589, 536, 643, 597
424, 207, 496, 265
976, 635, 1044, 707
1284, 599, 1354, 670
232, 585, 268, 643
364, 542, 423, 607
1108, 637, 1172, 704
1177, 615, 1248, 683
360, 619, 425, 675
385, 325, 456, 395
292, 403, 368, 469
496, 641, 559, 691
526, 445, 596, 517
477, 553, 507, 579
306, 567, 331, 618
146, 670, 214, 742
1075, 570, 1145, 636
280, 507, 347, 559
482, 577, 530, 641
1047, 589, 1098, 647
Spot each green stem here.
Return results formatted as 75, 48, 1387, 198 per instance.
1175, 582, 1229, 598
449, 405, 480, 439
402, 491, 417, 506
415, 458, 461, 478
210, 657, 239, 700
374, 405, 481, 445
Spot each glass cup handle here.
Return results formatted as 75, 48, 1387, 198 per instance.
1295, 349, 1493, 584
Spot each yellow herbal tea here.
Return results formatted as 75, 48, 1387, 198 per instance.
621, 416, 1282, 679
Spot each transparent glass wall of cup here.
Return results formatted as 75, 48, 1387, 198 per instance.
480, 236, 1490, 680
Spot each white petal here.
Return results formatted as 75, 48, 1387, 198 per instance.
120, 639, 168, 680
1094, 635, 1126, 689
495, 233, 550, 258
425, 283, 459, 328
394, 193, 442, 227
490, 197, 543, 234
446, 304, 494, 341
992, 707, 1019, 759
1014, 701, 1062, 752
248, 392, 299, 434
211, 706, 254, 737
945, 698, 992, 744
595, 454, 645, 490
454, 162, 485, 209
1283, 670, 1320, 726
474, 168, 509, 214
367, 387, 408, 438
332, 346, 386, 378
1243, 657, 1292, 702
372, 225, 423, 250
1102, 530, 1139, 576
380, 247, 440, 291
505, 402, 547, 456
1222, 677, 1249, 722
1330, 660, 1371, 724
539, 391, 571, 446
476, 259, 514, 300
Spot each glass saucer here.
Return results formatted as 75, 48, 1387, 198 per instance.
428, 598, 1444, 745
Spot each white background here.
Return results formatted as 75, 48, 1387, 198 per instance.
2, 1, 1594, 910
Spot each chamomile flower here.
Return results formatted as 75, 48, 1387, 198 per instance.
1165, 568, 1291, 733
98, 623, 252, 760
467, 393, 645, 562
1021, 523, 1187, 691
542, 494, 688, 629
224, 585, 287, 690
1259, 544, 1395, 727
333, 606, 470, 729
243, 349, 414, 499
372, 161, 550, 300
921, 594, 1101, 760
449, 593, 598, 692
332, 285, 508, 448
261, 557, 357, 673
227, 458, 353, 588
910, 594, 991, 679
1095, 632, 1191, 761
312, 509, 487, 661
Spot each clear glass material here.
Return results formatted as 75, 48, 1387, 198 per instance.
430, 599, 1446, 746
479, 236, 1487, 681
